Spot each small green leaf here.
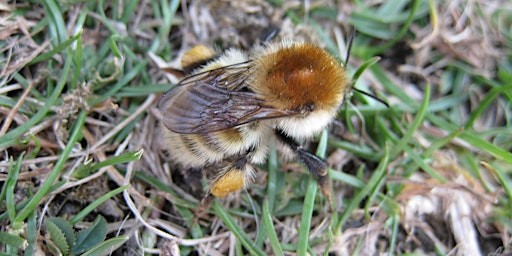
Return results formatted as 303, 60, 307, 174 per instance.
45, 219, 70, 255
72, 215, 107, 255
352, 56, 381, 84
274, 199, 305, 216
108, 35, 123, 58
70, 185, 128, 225
80, 236, 129, 256
25, 209, 38, 255
47, 217, 76, 252
5, 153, 24, 224
212, 201, 266, 256
0, 232, 26, 249
263, 199, 284, 256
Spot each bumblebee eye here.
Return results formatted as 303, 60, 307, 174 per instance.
297, 103, 315, 114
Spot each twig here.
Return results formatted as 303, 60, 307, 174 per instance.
0, 81, 33, 135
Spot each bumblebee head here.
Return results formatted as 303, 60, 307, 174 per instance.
251, 41, 349, 138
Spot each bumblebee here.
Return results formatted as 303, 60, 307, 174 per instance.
159, 40, 349, 200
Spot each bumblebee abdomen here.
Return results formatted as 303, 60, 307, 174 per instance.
163, 123, 272, 168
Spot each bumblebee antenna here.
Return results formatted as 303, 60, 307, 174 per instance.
353, 87, 390, 108
344, 27, 356, 67
343, 28, 388, 108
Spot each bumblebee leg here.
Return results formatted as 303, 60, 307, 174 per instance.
275, 130, 332, 201
196, 161, 247, 218
275, 130, 328, 176
210, 157, 248, 198
197, 160, 247, 217
196, 150, 256, 216
296, 149, 329, 176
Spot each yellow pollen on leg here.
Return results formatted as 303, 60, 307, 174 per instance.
211, 169, 245, 198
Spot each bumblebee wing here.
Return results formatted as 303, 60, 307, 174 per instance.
159, 62, 298, 134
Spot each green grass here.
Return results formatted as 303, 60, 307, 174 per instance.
1, 0, 511, 255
